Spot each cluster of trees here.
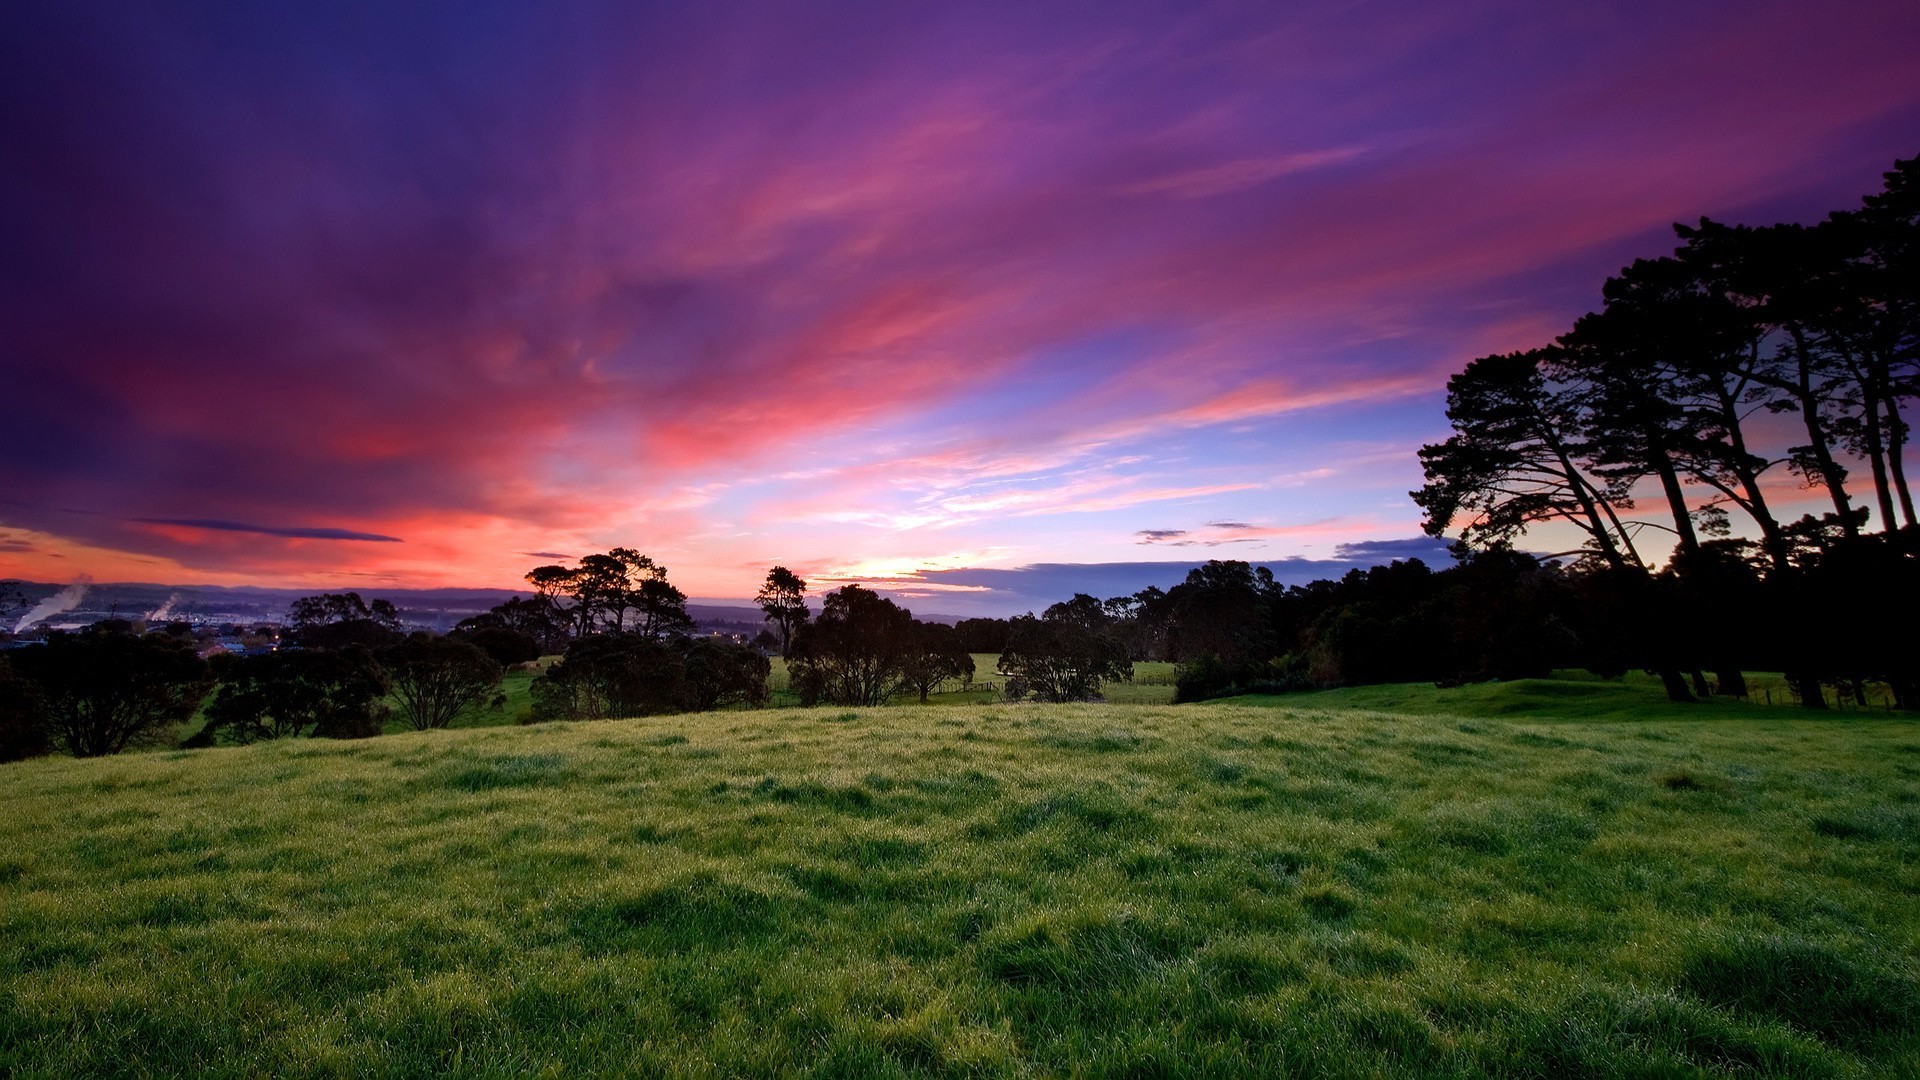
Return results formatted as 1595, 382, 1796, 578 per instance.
784, 584, 976, 706
1413, 156, 1918, 706
448, 550, 695, 657
0, 593, 520, 761
531, 635, 768, 720
448, 552, 773, 721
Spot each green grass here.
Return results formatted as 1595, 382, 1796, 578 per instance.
765, 653, 1179, 708
4, 680, 1918, 1075
1289, 670, 1904, 723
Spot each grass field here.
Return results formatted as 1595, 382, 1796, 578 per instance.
5, 679, 1918, 1075
764, 655, 1181, 710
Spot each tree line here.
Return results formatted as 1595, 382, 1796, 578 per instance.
1409, 155, 1917, 706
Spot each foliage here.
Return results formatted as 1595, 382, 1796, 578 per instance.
383, 634, 503, 731
285, 593, 403, 650
288, 592, 401, 630
898, 621, 975, 702
524, 550, 691, 639
0, 655, 50, 762
1408, 155, 1920, 706
530, 633, 688, 720
7, 628, 212, 756
1000, 614, 1131, 702
680, 637, 772, 712
786, 586, 917, 706
202, 645, 390, 742
455, 597, 569, 655
450, 625, 543, 667
755, 566, 809, 655
953, 616, 1013, 653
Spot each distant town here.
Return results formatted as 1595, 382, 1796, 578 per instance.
1, 579, 776, 647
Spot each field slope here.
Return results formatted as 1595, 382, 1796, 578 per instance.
4, 688, 1919, 1076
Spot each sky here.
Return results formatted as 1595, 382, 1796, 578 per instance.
3, 1, 1918, 616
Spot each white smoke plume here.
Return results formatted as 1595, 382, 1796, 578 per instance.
146, 592, 182, 623
13, 577, 93, 634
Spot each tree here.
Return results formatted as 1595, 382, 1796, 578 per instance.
530, 633, 686, 720
455, 596, 568, 655
1414, 349, 1641, 570
786, 586, 916, 706
0, 655, 50, 762
681, 637, 772, 711
953, 617, 1012, 653
451, 626, 542, 667
525, 550, 691, 638
755, 566, 810, 655
286, 592, 404, 650
630, 572, 694, 639
1163, 561, 1277, 668
898, 621, 974, 702
202, 646, 390, 742
11, 628, 213, 756
1000, 614, 1132, 703
383, 634, 503, 731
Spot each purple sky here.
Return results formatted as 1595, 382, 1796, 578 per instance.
3, 1, 1917, 615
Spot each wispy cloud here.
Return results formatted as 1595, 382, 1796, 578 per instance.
130, 519, 403, 543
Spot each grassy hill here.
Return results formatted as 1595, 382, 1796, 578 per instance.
4, 682, 1918, 1076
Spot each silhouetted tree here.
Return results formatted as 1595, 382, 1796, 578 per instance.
525, 551, 692, 638
786, 586, 916, 707
630, 571, 694, 639
1415, 349, 1641, 569
456, 596, 568, 654
530, 633, 687, 720
1000, 614, 1131, 703
1164, 561, 1277, 669
11, 628, 213, 756
898, 621, 975, 702
450, 626, 542, 667
681, 637, 772, 711
286, 592, 403, 650
953, 617, 1012, 653
755, 566, 810, 655
0, 655, 50, 762
203, 645, 389, 742
383, 634, 503, 731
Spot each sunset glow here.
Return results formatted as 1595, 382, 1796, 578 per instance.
5, 1, 1918, 612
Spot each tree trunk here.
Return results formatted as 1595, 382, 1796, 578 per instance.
1890, 677, 1916, 712
1787, 330, 1858, 534
1651, 451, 1699, 552
1658, 668, 1696, 703
1715, 668, 1748, 698
1861, 381, 1899, 531
1690, 670, 1712, 698
1793, 673, 1828, 710
1884, 395, 1915, 528
1716, 384, 1792, 572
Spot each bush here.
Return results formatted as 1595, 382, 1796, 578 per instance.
532, 635, 771, 720
202, 645, 390, 742
0, 656, 50, 762
383, 634, 503, 731
1000, 615, 1131, 703
10, 628, 213, 756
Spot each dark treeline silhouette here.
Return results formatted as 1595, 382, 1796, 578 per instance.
1412, 155, 1918, 707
